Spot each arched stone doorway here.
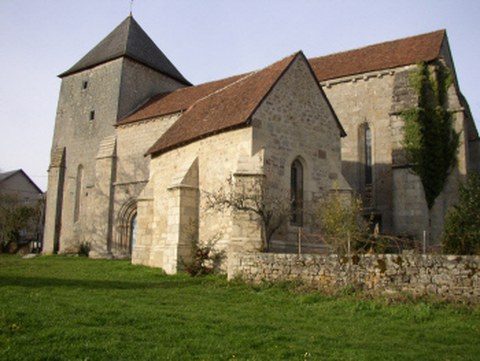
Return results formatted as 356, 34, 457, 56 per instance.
115, 199, 137, 257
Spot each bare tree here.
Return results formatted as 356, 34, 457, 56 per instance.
206, 175, 291, 251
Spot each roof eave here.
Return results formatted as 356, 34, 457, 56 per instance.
59, 54, 192, 85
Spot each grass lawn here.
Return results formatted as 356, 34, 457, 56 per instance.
0, 255, 479, 361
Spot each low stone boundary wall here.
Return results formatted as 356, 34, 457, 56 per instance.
228, 253, 480, 301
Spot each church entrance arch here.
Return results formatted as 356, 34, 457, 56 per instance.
115, 199, 137, 256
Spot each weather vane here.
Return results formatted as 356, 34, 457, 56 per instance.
130, 0, 134, 16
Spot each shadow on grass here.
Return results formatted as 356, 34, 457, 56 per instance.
0, 275, 204, 290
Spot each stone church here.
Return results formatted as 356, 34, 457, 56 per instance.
43, 16, 479, 273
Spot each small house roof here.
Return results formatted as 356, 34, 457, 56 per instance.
0, 169, 43, 194
0, 169, 19, 183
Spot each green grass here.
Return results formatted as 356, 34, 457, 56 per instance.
0, 255, 479, 360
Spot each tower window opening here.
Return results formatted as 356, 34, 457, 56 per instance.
89, 110, 95, 121
82, 81, 88, 90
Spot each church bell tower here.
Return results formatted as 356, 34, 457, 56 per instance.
43, 15, 190, 255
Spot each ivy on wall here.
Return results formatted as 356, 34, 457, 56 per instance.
401, 62, 460, 209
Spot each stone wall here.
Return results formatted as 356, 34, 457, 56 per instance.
228, 252, 480, 301
46, 59, 125, 253
117, 58, 186, 121
388, 64, 464, 243
321, 58, 471, 244
116, 114, 180, 185
111, 114, 180, 256
133, 126, 258, 272
252, 55, 349, 246
253, 55, 347, 200
322, 68, 398, 231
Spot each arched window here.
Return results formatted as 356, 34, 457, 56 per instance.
290, 159, 304, 226
74, 165, 83, 223
358, 123, 373, 186
358, 123, 374, 208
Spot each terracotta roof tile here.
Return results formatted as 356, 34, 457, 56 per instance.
119, 74, 246, 125
123, 30, 446, 157
310, 30, 445, 82
146, 52, 299, 156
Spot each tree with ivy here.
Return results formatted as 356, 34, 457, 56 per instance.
442, 174, 480, 255
401, 62, 460, 210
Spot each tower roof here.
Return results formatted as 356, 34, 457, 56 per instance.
59, 15, 191, 85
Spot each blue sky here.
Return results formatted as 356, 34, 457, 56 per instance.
1, 0, 479, 191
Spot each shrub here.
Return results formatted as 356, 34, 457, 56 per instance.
63, 242, 91, 256
79, 242, 91, 257
182, 240, 224, 276
442, 174, 480, 255
181, 221, 224, 276
316, 190, 369, 254
183, 242, 212, 276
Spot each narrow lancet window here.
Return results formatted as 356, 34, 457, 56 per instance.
364, 125, 373, 185
74, 165, 84, 223
290, 159, 304, 226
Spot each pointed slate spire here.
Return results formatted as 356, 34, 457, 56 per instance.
59, 15, 191, 85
